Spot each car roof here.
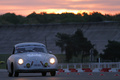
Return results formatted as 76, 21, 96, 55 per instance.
15, 42, 45, 47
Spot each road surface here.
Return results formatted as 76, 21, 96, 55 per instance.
0, 69, 120, 80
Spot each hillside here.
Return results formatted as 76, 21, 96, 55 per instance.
0, 22, 120, 54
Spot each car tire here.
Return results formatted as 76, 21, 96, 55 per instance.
8, 72, 13, 77
11, 63, 19, 77
14, 72, 19, 77
50, 71, 56, 76
42, 72, 46, 76
8, 63, 13, 77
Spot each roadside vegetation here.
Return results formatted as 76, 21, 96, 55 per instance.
101, 40, 120, 62
56, 29, 120, 63
0, 12, 120, 24
0, 54, 11, 69
56, 29, 98, 62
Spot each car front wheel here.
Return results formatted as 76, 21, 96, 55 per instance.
14, 72, 19, 77
8, 72, 13, 77
8, 63, 14, 77
42, 72, 46, 76
50, 71, 56, 76
9, 63, 19, 77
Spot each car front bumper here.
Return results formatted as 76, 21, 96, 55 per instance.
16, 69, 58, 73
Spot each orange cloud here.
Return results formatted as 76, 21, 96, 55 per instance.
0, 0, 120, 16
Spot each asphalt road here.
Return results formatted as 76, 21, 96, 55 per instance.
0, 69, 120, 80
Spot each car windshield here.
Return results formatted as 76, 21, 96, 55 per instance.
15, 45, 47, 53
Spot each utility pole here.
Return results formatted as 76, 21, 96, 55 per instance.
90, 48, 94, 62
45, 36, 48, 49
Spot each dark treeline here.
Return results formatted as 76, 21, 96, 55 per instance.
0, 12, 120, 24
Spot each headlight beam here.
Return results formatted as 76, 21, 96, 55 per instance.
18, 59, 24, 65
50, 58, 55, 64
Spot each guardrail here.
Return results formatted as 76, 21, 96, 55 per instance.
58, 62, 120, 69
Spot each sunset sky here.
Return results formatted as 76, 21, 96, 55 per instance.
0, 0, 120, 16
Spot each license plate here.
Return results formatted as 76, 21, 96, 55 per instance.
34, 64, 41, 66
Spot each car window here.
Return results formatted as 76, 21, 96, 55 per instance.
33, 48, 44, 52
16, 48, 26, 53
15, 46, 47, 53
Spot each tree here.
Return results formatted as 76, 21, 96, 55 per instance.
0, 12, 120, 24
82, 12, 89, 22
1, 13, 20, 24
56, 29, 94, 62
89, 12, 104, 22
56, 33, 71, 53
55, 33, 73, 62
114, 14, 120, 21
26, 12, 39, 24
72, 29, 94, 62
101, 40, 120, 62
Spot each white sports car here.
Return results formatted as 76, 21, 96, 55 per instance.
7, 42, 58, 77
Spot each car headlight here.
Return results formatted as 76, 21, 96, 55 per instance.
50, 58, 55, 64
18, 59, 24, 65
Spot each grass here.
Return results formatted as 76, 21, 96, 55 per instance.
0, 54, 11, 69
0, 64, 6, 69
54, 54, 95, 63
54, 54, 66, 63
